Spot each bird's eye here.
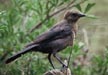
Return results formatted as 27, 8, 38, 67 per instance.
72, 13, 77, 17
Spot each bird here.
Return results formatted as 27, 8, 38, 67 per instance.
5, 10, 86, 69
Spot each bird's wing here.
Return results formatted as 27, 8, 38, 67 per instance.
26, 25, 72, 47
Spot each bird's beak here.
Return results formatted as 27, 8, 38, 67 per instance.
79, 13, 86, 17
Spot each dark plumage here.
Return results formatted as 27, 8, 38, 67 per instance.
5, 10, 85, 68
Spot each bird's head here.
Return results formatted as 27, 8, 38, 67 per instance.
64, 10, 86, 22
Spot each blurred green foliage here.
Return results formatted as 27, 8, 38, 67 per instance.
0, 0, 108, 75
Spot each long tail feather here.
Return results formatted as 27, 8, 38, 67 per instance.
5, 44, 38, 64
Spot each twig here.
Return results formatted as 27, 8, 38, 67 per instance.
28, 0, 86, 34
67, 46, 73, 67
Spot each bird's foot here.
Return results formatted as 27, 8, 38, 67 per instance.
63, 64, 68, 68
60, 64, 68, 72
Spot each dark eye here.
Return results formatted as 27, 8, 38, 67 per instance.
72, 13, 77, 17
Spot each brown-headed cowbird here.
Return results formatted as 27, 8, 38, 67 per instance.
5, 10, 85, 68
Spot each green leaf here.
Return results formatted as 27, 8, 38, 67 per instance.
49, 0, 56, 6
84, 3, 96, 13
54, 0, 59, 5
86, 14, 97, 19
63, 0, 70, 2
75, 4, 82, 12
37, 0, 43, 14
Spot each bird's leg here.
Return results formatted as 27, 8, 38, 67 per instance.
48, 53, 55, 69
53, 53, 67, 68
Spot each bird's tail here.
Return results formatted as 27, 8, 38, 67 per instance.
5, 44, 38, 64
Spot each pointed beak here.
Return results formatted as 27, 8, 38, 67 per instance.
79, 13, 86, 17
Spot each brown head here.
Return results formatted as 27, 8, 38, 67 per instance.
64, 10, 86, 22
